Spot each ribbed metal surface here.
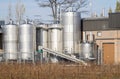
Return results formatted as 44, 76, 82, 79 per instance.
109, 13, 120, 28
79, 42, 97, 61
82, 18, 109, 31
62, 12, 81, 54
19, 23, 34, 60
3, 24, 18, 60
48, 24, 62, 53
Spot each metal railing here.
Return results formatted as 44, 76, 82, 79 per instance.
43, 48, 87, 65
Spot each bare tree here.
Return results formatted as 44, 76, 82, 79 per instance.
108, 7, 112, 13
16, 0, 25, 24
35, 0, 88, 22
115, 0, 120, 12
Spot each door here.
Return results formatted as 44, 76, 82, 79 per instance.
103, 43, 115, 64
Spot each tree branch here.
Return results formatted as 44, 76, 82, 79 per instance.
35, 0, 88, 22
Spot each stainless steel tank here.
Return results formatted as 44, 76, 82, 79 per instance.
36, 24, 48, 58
36, 24, 48, 49
19, 23, 34, 60
87, 32, 95, 43
62, 12, 81, 54
79, 42, 98, 61
48, 24, 62, 53
2, 22, 18, 60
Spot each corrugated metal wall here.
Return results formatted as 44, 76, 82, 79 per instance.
109, 13, 120, 28
82, 18, 109, 31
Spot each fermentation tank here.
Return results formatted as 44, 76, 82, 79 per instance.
19, 22, 34, 60
79, 42, 98, 61
62, 12, 81, 54
87, 32, 95, 43
2, 21, 18, 60
36, 24, 48, 57
48, 24, 62, 53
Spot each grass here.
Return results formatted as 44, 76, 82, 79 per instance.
0, 63, 120, 79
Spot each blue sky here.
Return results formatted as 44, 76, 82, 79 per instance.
0, 0, 117, 22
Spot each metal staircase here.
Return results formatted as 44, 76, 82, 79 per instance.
43, 48, 87, 65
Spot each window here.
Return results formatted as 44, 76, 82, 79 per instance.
97, 31, 102, 37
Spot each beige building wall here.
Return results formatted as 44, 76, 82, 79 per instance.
83, 30, 120, 64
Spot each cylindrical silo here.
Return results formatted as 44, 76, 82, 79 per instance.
87, 32, 95, 43
36, 24, 48, 58
62, 12, 81, 54
79, 42, 98, 62
48, 24, 62, 53
19, 22, 34, 60
2, 21, 18, 60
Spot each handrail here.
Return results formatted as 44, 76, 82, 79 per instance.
43, 48, 87, 65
